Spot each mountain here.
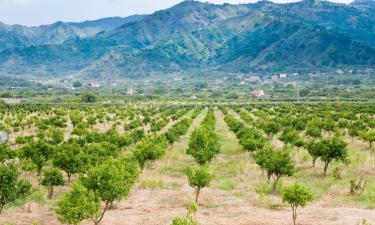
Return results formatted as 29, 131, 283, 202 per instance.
0, 15, 145, 52
0, 0, 375, 78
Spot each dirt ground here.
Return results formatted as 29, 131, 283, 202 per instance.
1, 109, 374, 225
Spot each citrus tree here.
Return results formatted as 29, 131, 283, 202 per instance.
282, 183, 313, 225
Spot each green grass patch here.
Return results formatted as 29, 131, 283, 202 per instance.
139, 178, 165, 189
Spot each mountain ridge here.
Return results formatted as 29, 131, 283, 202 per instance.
0, 0, 374, 78
0, 15, 146, 52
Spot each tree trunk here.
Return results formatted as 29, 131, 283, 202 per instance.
95, 201, 110, 225
48, 187, 54, 199
67, 173, 71, 184
323, 161, 330, 175
273, 176, 280, 192
312, 157, 317, 167
195, 189, 200, 203
0, 204, 4, 215
267, 172, 271, 183
28, 202, 32, 213
292, 205, 297, 225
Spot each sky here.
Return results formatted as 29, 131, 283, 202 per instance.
0, 0, 353, 26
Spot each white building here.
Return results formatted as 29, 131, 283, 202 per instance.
252, 90, 266, 98
279, 73, 287, 78
126, 87, 134, 96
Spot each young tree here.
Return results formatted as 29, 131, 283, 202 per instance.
45, 127, 65, 145
263, 149, 294, 191
320, 137, 348, 175
279, 128, 301, 147
254, 146, 274, 177
53, 142, 89, 182
186, 127, 220, 165
133, 135, 168, 168
83, 142, 121, 167
282, 183, 313, 225
41, 168, 65, 199
305, 125, 322, 139
304, 141, 323, 167
184, 166, 213, 203
19, 140, 55, 175
238, 129, 266, 152
81, 157, 139, 225
360, 130, 375, 148
0, 163, 32, 214
56, 182, 100, 225
262, 121, 281, 138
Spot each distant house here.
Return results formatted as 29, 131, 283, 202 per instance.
247, 76, 261, 82
191, 95, 198, 99
336, 69, 344, 74
90, 81, 101, 88
126, 87, 134, 96
174, 76, 183, 81
252, 90, 266, 98
271, 75, 279, 81
279, 73, 287, 78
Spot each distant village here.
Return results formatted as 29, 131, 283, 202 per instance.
35, 67, 375, 99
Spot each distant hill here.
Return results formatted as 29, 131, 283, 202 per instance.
0, 0, 374, 78
0, 15, 145, 52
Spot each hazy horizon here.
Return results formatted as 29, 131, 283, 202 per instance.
0, 0, 353, 26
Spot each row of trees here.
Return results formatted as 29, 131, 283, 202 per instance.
236, 107, 350, 176
224, 114, 266, 152
223, 109, 315, 225
185, 109, 219, 204
56, 108, 198, 224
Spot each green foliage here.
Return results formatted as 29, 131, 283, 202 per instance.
164, 118, 192, 144
0, 163, 32, 214
41, 168, 65, 199
0, 143, 16, 164
224, 115, 265, 152
45, 127, 65, 145
83, 142, 121, 167
53, 142, 89, 182
19, 140, 55, 174
320, 137, 348, 175
81, 93, 97, 103
282, 183, 313, 225
187, 126, 220, 165
254, 147, 294, 191
133, 135, 168, 168
360, 130, 375, 148
304, 140, 324, 167
279, 127, 303, 147
81, 157, 139, 224
82, 157, 139, 203
184, 166, 213, 203
186, 109, 219, 165
171, 202, 198, 225
56, 182, 100, 225
261, 121, 281, 138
